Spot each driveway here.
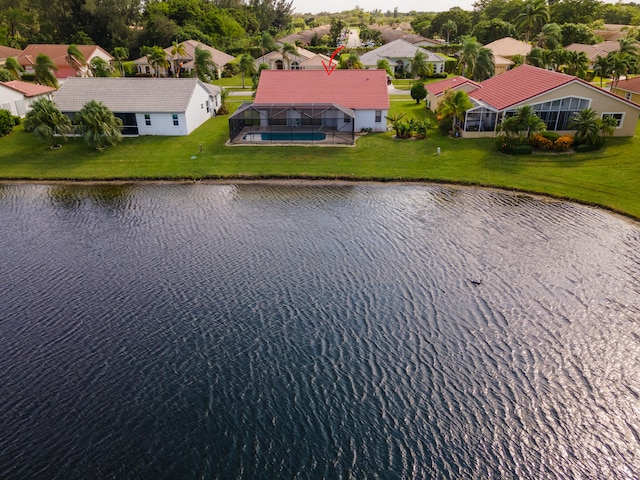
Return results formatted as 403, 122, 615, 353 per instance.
346, 29, 361, 48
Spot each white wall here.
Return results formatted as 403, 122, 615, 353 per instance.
136, 113, 188, 136
355, 109, 388, 132
0, 87, 52, 117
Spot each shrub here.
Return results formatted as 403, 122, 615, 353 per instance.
539, 131, 560, 142
0, 109, 14, 136
216, 104, 229, 115
21, 73, 36, 82
221, 69, 234, 78
553, 135, 574, 151
496, 135, 521, 154
574, 143, 601, 152
12, 115, 21, 126
438, 115, 453, 135
530, 133, 554, 150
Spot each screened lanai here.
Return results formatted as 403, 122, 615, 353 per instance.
228, 103, 356, 145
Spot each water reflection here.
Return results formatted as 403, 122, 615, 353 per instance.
48, 184, 133, 210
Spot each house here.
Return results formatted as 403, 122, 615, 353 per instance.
426, 64, 640, 138
17, 44, 113, 79
53, 77, 221, 136
0, 80, 56, 117
0, 46, 23, 64
610, 77, 640, 104
483, 37, 531, 74
133, 40, 234, 79
360, 39, 446, 76
425, 75, 481, 112
255, 46, 330, 71
277, 25, 332, 46
228, 69, 389, 145
565, 41, 621, 68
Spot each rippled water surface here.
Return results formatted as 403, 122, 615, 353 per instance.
1, 183, 640, 479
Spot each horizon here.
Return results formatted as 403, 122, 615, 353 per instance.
291, 0, 620, 15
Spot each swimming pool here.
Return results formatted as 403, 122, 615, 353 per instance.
243, 131, 327, 142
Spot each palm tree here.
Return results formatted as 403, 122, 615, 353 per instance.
258, 31, 276, 63
75, 100, 123, 150
437, 89, 474, 134
142, 46, 169, 78
339, 52, 364, 69
376, 59, 393, 77
385, 112, 406, 137
568, 108, 600, 145
473, 47, 494, 81
111, 47, 129, 77
515, 0, 549, 42
441, 20, 457, 43
66, 44, 89, 77
280, 42, 298, 69
4, 57, 23, 79
534, 23, 562, 50
193, 46, 214, 82
23, 98, 72, 147
170, 41, 187, 78
600, 114, 619, 140
238, 53, 256, 88
409, 51, 430, 79
34, 53, 58, 87
90, 57, 112, 77
499, 105, 546, 139
608, 51, 632, 88
564, 50, 589, 78
593, 55, 611, 88
458, 36, 481, 78
549, 48, 568, 72
526, 47, 550, 69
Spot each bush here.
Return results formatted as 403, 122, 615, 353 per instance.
553, 135, 574, 151
12, 116, 21, 126
539, 131, 560, 142
438, 116, 453, 135
530, 133, 554, 150
221, 69, 234, 78
216, 104, 229, 115
495, 135, 520, 154
574, 143, 601, 152
21, 73, 36, 82
0, 109, 14, 136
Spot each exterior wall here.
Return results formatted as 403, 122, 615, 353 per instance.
135, 113, 188, 136
462, 82, 640, 138
355, 109, 387, 132
611, 87, 640, 105
184, 86, 216, 134
0, 88, 52, 117
494, 63, 510, 75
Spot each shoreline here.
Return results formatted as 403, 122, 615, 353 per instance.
2, 176, 639, 224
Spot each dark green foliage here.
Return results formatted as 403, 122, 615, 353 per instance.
495, 135, 520, 154
13, 116, 21, 126
513, 144, 533, 155
438, 116, 453, 136
540, 131, 560, 142
574, 143, 601, 152
0, 110, 15, 136
410, 82, 427, 104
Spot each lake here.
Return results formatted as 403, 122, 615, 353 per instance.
1, 182, 639, 479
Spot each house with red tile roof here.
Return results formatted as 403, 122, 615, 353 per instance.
0, 80, 56, 117
228, 69, 390, 145
17, 44, 112, 79
427, 64, 640, 138
610, 77, 640, 105
425, 76, 481, 111
0, 46, 23, 63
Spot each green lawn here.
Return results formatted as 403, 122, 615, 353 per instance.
2, 99, 640, 220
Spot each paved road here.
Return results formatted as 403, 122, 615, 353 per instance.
345, 29, 361, 48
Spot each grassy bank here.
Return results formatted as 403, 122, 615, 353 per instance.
1, 99, 639, 220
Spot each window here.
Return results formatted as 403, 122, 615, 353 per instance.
375, 110, 382, 123
529, 96, 590, 131
344, 112, 352, 123
602, 112, 624, 128
144, 114, 151, 126
626, 92, 632, 100
172, 114, 179, 126
291, 61, 300, 70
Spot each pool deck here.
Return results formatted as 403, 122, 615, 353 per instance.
230, 126, 355, 146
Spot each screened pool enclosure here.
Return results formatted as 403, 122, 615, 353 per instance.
228, 103, 356, 145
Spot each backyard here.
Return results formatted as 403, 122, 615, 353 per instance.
1, 97, 639, 220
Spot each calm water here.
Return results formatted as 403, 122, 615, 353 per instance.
1, 183, 640, 479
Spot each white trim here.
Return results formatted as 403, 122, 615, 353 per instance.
601, 111, 625, 129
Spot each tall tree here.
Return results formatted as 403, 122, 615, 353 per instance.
569, 108, 600, 145
170, 41, 187, 77
376, 59, 393, 77
66, 44, 89, 77
473, 47, 495, 81
193, 46, 214, 81
4, 57, 24, 80
437, 89, 474, 134
141, 45, 169, 77
515, 0, 549, 42
258, 31, 277, 63
534, 23, 562, 50
280, 42, 297, 69
564, 50, 589, 78
75, 100, 123, 150
339, 52, 364, 69
458, 36, 481, 78
593, 55, 611, 88
90, 57, 113, 77
409, 51, 431, 79
34, 54, 58, 88
441, 19, 457, 43
23, 99, 72, 148
111, 47, 129, 77
238, 53, 256, 88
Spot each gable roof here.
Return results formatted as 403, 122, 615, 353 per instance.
17, 44, 112, 67
52, 77, 219, 113
468, 64, 640, 111
484, 37, 531, 58
611, 76, 640, 94
0, 80, 56, 97
0, 45, 22, 60
425, 76, 480, 96
254, 70, 389, 110
277, 25, 331, 45
565, 41, 620, 63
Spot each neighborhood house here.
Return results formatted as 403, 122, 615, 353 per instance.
17, 44, 113, 79
0, 80, 56, 117
228, 69, 389, 145
359, 39, 446, 76
426, 64, 640, 138
53, 77, 221, 136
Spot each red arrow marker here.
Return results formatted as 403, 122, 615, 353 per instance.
322, 46, 345, 76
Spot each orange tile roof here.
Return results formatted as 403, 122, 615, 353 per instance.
17, 44, 111, 66
611, 76, 640, 93
254, 70, 389, 110
0, 45, 22, 59
425, 76, 480, 96
469, 64, 575, 110
1, 80, 56, 97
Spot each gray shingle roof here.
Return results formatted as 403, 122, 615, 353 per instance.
360, 39, 445, 66
53, 77, 219, 113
